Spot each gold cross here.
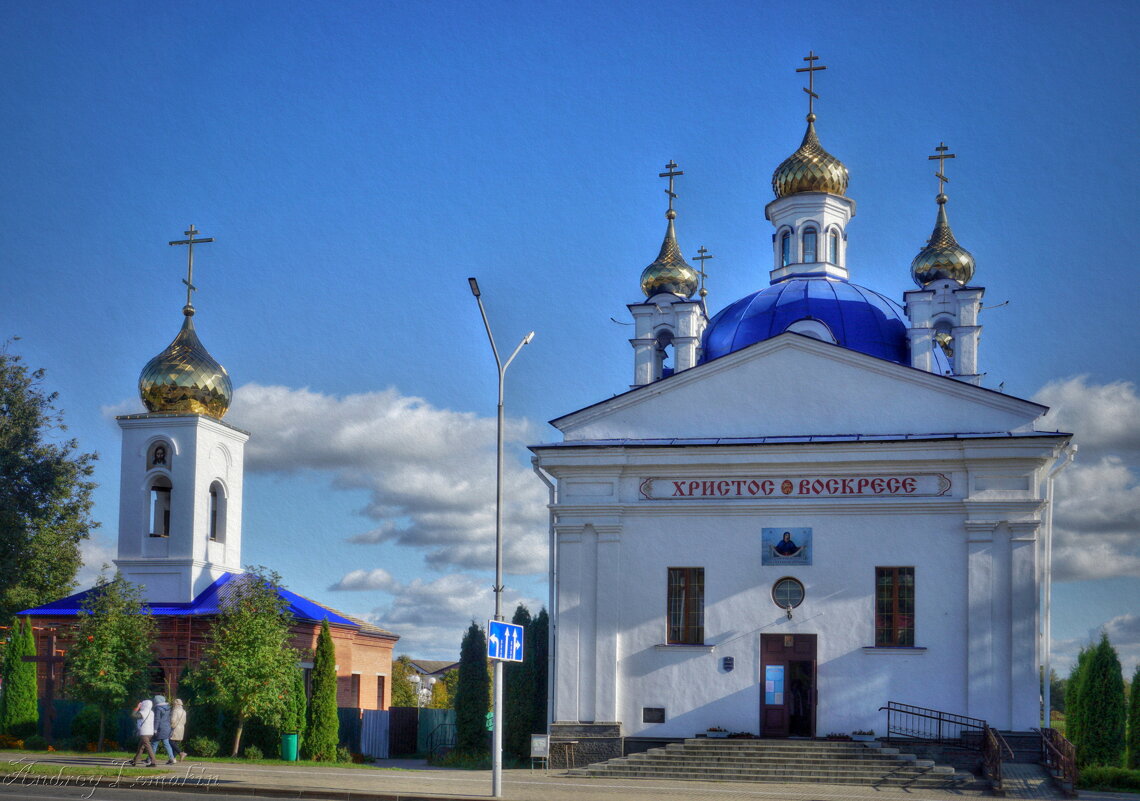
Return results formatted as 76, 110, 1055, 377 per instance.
693, 246, 714, 297
796, 51, 827, 116
168, 224, 215, 309
928, 142, 955, 195
659, 160, 683, 211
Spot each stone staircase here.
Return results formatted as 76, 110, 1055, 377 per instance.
568, 738, 982, 789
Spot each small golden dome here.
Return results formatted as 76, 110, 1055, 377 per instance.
139, 309, 232, 418
640, 212, 699, 298
772, 116, 849, 198
911, 197, 975, 286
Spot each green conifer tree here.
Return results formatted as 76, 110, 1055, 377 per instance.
0, 618, 39, 737
1066, 647, 1090, 748
504, 604, 533, 759
302, 619, 339, 761
1126, 664, 1139, 769
530, 608, 549, 738
1074, 633, 1126, 767
455, 621, 489, 755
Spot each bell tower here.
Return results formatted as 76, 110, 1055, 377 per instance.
628, 161, 708, 387
114, 226, 248, 603
904, 144, 984, 384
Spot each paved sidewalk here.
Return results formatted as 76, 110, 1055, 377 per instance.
1, 751, 1131, 801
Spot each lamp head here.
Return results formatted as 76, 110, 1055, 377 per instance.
523, 331, 535, 345
468, 277, 481, 297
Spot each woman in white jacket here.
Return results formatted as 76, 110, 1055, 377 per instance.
128, 698, 158, 766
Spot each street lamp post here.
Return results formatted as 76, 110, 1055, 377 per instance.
468, 277, 534, 799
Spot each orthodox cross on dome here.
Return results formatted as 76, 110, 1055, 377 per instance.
659, 160, 683, 213
693, 246, 713, 298
928, 142, 956, 196
169, 224, 215, 313
796, 50, 827, 118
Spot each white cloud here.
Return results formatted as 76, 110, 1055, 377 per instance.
1051, 613, 1140, 676
344, 572, 543, 660
1030, 378, 1140, 583
1035, 376, 1140, 457
328, 568, 397, 592
75, 534, 117, 588
228, 383, 550, 574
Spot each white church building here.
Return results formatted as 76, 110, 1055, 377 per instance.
531, 57, 1073, 759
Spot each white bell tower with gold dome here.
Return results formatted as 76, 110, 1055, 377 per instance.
628, 161, 709, 387
904, 145, 984, 384
113, 226, 249, 603
764, 52, 855, 287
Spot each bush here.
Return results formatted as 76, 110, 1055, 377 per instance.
0, 734, 25, 749
185, 736, 218, 758
1078, 766, 1140, 791
23, 735, 48, 750
69, 706, 101, 745
243, 744, 263, 761
62, 736, 89, 752
336, 745, 352, 763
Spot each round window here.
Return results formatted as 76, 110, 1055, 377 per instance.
772, 577, 805, 609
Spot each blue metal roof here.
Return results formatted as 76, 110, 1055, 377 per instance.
19, 572, 360, 628
701, 277, 914, 365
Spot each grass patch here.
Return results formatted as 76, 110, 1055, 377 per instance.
0, 759, 153, 780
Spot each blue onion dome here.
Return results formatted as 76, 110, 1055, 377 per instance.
700, 278, 910, 365
771, 115, 849, 198
139, 307, 233, 418
911, 195, 975, 286
640, 209, 699, 297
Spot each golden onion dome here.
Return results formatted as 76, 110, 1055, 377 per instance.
139, 307, 233, 418
640, 210, 699, 298
772, 115, 849, 198
911, 195, 975, 287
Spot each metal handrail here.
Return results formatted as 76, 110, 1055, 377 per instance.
427, 722, 457, 757
1036, 727, 1078, 796
878, 701, 987, 745
981, 724, 1011, 792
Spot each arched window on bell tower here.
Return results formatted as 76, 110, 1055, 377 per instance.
149, 476, 172, 538
802, 227, 818, 263
828, 229, 840, 264
780, 230, 791, 267
654, 328, 675, 379
208, 481, 227, 542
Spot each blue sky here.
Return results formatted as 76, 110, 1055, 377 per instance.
2, 0, 1137, 673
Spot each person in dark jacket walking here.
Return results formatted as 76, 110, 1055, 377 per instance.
152, 695, 179, 764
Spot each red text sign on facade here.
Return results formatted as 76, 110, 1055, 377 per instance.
639, 474, 952, 500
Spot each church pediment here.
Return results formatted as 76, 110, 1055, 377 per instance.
552, 333, 1047, 441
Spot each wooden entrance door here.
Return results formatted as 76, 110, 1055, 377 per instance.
760, 633, 816, 737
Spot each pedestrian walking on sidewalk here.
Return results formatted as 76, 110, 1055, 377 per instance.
170, 699, 188, 761
153, 694, 181, 764
128, 698, 157, 766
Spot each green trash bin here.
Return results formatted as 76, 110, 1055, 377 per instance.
280, 733, 299, 761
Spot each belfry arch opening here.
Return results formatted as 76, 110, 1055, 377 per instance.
149, 475, 172, 538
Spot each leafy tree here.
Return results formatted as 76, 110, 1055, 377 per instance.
1049, 668, 1066, 714
428, 673, 452, 709
0, 348, 98, 627
454, 621, 489, 754
442, 667, 459, 705
303, 619, 338, 761
391, 655, 417, 707
1127, 664, 1139, 769
0, 617, 38, 737
504, 604, 534, 759
1073, 633, 1126, 767
65, 572, 157, 750
202, 568, 299, 756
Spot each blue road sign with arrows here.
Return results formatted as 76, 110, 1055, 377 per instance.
487, 620, 524, 662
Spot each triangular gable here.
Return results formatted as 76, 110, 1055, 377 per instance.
552, 333, 1049, 441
